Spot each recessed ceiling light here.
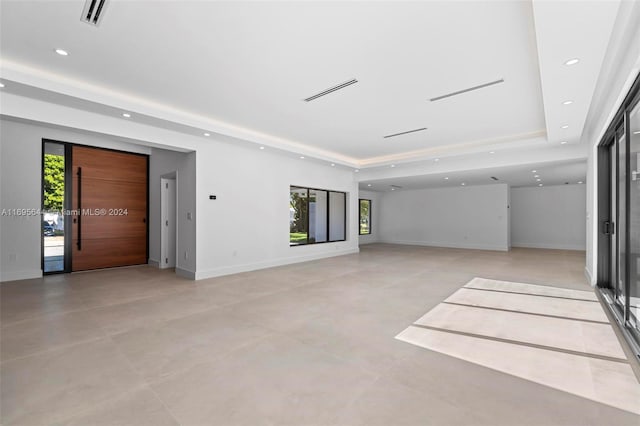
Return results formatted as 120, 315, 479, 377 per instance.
560, 141, 567, 145
55, 48, 69, 56
391, 188, 395, 191
536, 179, 541, 182
367, 184, 372, 187
0, 82, 4, 88
562, 100, 573, 105
578, 181, 583, 184
204, 132, 210, 137
390, 164, 395, 168
444, 177, 449, 180
461, 183, 466, 186
122, 113, 131, 118
300, 156, 305, 159
539, 184, 543, 187
330, 163, 335, 167
534, 175, 540, 178
434, 158, 440, 162
564, 58, 580, 66
561, 125, 569, 129
531, 170, 537, 173
259, 146, 265, 150
355, 169, 359, 173
489, 151, 495, 154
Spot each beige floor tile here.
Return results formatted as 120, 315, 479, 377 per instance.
413, 302, 626, 360
151, 334, 378, 426
0, 338, 144, 425
446, 287, 609, 322
1, 309, 105, 362
112, 307, 273, 381
57, 387, 179, 426
395, 326, 640, 415
465, 277, 598, 300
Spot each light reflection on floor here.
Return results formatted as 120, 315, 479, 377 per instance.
396, 277, 640, 415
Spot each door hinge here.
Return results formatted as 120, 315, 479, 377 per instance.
165, 257, 168, 264
165, 220, 169, 226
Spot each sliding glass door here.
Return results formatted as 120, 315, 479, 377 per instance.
629, 99, 640, 333
598, 73, 640, 354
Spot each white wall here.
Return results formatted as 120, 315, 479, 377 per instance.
511, 184, 586, 250
0, 118, 151, 281
378, 184, 510, 251
148, 148, 197, 276
358, 190, 380, 245
194, 139, 359, 280
0, 114, 360, 282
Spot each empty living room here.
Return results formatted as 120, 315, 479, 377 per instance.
1, 1, 640, 425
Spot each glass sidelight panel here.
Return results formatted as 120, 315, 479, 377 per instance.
42, 142, 66, 273
629, 101, 640, 331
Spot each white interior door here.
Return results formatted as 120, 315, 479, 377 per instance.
160, 178, 177, 269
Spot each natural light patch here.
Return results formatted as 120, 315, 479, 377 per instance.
396, 278, 640, 415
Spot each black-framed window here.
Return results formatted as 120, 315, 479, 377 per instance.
359, 199, 371, 235
290, 186, 345, 246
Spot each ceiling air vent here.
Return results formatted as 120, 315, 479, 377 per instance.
81, 0, 108, 26
304, 79, 358, 102
491, 176, 499, 181
383, 127, 428, 139
430, 78, 504, 102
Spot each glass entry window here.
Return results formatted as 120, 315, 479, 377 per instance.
289, 186, 346, 246
42, 142, 67, 273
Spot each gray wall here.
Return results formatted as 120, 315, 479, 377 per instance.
378, 184, 510, 251
511, 184, 586, 250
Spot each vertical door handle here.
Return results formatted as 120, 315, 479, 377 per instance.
77, 167, 82, 251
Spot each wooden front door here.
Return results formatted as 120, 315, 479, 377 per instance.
71, 146, 148, 271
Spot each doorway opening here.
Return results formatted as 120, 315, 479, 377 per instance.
160, 175, 177, 269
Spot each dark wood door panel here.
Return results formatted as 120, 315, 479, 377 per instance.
77, 211, 147, 239
72, 146, 147, 183
71, 177, 146, 210
72, 146, 148, 272
72, 237, 147, 271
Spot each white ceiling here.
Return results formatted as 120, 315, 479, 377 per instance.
0, 0, 622, 184
359, 159, 587, 192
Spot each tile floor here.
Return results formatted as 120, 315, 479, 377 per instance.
396, 278, 640, 415
1, 244, 639, 425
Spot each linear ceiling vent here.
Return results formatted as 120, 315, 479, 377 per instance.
304, 79, 358, 102
390, 185, 403, 189
430, 78, 504, 102
383, 127, 428, 139
81, 0, 108, 26
490, 176, 499, 181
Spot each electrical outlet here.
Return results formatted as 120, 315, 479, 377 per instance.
184, 251, 188, 260
186, 212, 192, 221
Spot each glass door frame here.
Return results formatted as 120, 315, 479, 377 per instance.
41, 139, 73, 275
597, 72, 640, 358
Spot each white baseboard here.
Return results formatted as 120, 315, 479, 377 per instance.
380, 239, 509, 252
176, 267, 196, 280
511, 242, 586, 251
148, 258, 160, 268
585, 267, 594, 286
0, 268, 43, 283
195, 247, 360, 280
